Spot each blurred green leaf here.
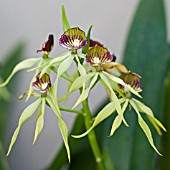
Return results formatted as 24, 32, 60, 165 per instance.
159, 48, 170, 170
0, 43, 25, 142
102, 0, 168, 170
0, 140, 9, 170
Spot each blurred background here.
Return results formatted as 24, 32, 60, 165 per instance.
1, 0, 170, 170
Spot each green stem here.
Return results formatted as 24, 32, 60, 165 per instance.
82, 99, 105, 170
59, 106, 83, 115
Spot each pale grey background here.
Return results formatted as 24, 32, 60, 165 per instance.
1, 1, 170, 170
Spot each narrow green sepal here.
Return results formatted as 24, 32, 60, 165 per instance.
82, 25, 93, 54
62, 5, 70, 32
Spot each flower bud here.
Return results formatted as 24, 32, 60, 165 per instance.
37, 34, 54, 55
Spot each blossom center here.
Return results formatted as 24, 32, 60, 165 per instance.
73, 39, 80, 47
41, 82, 48, 90
93, 57, 101, 64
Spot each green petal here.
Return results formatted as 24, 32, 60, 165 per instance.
130, 100, 162, 156
26, 75, 36, 101
58, 55, 74, 78
46, 96, 70, 162
133, 98, 166, 134
26, 59, 46, 101
75, 56, 86, 76
110, 99, 129, 136
33, 98, 46, 144
39, 52, 71, 78
49, 55, 74, 106
0, 58, 41, 87
103, 71, 141, 98
100, 72, 128, 126
7, 98, 41, 156
58, 72, 95, 102
72, 73, 98, 109
72, 101, 117, 138
27, 58, 53, 72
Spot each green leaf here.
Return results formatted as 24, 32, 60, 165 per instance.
33, 97, 46, 144
0, 140, 9, 170
159, 58, 170, 170
7, 98, 41, 156
62, 5, 70, 32
82, 25, 93, 54
0, 58, 41, 87
72, 73, 99, 109
0, 43, 25, 142
0, 77, 10, 101
130, 100, 162, 156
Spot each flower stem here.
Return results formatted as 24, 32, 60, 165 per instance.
82, 99, 105, 170
59, 106, 83, 115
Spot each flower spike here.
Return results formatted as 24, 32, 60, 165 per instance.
59, 27, 87, 53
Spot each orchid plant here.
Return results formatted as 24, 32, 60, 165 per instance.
0, 5, 166, 169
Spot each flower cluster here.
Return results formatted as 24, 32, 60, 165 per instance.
0, 5, 165, 162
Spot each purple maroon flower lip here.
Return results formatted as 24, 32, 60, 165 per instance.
118, 72, 142, 93
37, 34, 54, 54
32, 73, 51, 93
86, 46, 113, 66
89, 40, 116, 62
59, 27, 87, 52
